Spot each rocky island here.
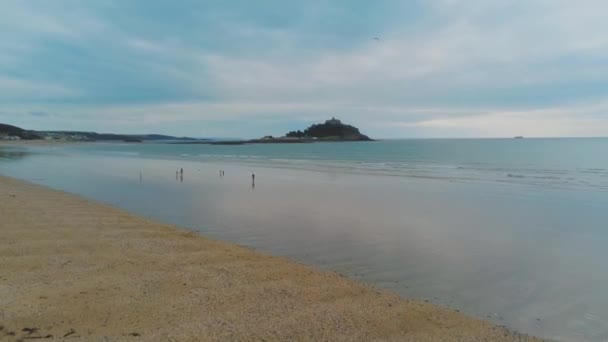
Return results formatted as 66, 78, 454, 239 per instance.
283, 117, 372, 141
208, 118, 373, 145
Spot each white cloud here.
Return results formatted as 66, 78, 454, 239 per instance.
393, 101, 608, 137
0, 1, 108, 40
197, 1, 608, 107
2, 98, 606, 138
0, 76, 80, 101
1, 0, 608, 137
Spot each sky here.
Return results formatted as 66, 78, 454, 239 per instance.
0, 0, 607, 138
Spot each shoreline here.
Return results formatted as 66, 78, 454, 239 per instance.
0, 140, 91, 147
0, 174, 541, 341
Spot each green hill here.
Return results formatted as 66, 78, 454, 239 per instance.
0, 123, 42, 140
0, 123, 25, 135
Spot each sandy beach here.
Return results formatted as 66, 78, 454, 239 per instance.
0, 174, 540, 341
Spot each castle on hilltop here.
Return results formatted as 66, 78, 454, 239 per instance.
325, 117, 342, 125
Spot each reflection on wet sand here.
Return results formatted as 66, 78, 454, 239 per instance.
0, 147, 30, 160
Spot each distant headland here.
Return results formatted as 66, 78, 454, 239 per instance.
0, 123, 199, 143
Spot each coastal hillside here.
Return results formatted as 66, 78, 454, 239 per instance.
284, 118, 372, 141
35, 131, 198, 142
0, 123, 42, 140
0, 123, 24, 135
0, 123, 197, 142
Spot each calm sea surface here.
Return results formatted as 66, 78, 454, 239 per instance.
1, 139, 607, 341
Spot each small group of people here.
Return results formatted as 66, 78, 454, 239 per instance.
170, 167, 255, 186
220, 169, 255, 187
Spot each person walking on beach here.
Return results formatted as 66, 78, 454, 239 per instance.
180, 168, 183, 177
252, 173, 255, 187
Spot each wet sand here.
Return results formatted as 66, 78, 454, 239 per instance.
0, 175, 541, 341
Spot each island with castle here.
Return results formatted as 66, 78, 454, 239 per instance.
209, 118, 373, 145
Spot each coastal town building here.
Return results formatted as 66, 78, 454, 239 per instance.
0, 134, 20, 140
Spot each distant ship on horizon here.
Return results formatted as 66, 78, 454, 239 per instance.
514, 136, 524, 139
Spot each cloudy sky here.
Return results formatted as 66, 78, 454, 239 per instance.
1, 0, 607, 138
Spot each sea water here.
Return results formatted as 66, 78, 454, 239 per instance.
1, 138, 607, 341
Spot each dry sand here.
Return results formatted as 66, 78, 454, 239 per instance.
0, 175, 541, 341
